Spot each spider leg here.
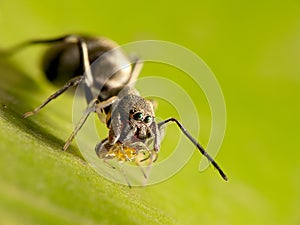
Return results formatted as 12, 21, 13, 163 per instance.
158, 118, 228, 181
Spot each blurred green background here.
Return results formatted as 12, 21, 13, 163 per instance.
0, 0, 299, 224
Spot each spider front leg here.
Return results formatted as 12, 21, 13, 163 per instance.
158, 118, 228, 181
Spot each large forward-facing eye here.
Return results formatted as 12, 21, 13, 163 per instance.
144, 115, 152, 123
133, 112, 143, 121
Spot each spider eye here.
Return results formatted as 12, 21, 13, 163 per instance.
133, 112, 143, 121
144, 115, 152, 123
